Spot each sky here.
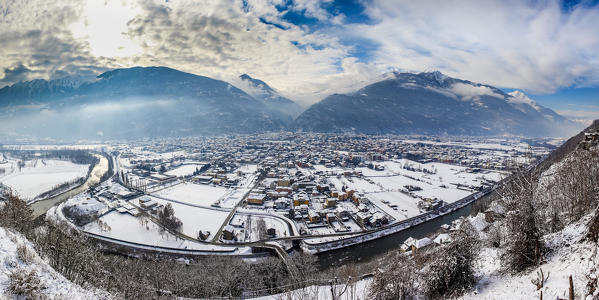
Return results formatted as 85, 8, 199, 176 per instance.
0, 0, 598, 123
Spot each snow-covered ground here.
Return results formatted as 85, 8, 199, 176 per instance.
461, 216, 595, 300
0, 159, 89, 200
83, 210, 228, 251
165, 164, 204, 177
253, 278, 372, 300
0, 226, 109, 299
247, 215, 290, 241
310, 159, 504, 222
218, 173, 257, 208
131, 195, 230, 238
153, 182, 229, 207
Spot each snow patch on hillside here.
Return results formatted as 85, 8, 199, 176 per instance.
0, 226, 109, 299
461, 215, 596, 300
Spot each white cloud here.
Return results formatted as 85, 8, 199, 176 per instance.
556, 109, 599, 126
355, 0, 599, 94
0, 0, 598, 107
450, 83, 504, 101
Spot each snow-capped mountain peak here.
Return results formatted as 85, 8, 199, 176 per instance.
431, 70, 448, 84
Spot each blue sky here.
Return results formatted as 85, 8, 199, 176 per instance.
0, 0, 598, 122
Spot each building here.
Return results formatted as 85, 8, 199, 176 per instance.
297, 204, 309, 214
326, 213, 336, 223
325, 197, 337, 208
355, 212, 371, 227
308, 210, 321, 223
149, 173, 177, 183
275, 197, 290, 209
293, 192, 310, 207
193, 175, 213, 184
222, 225, 236, 241
139, 197, 158, 210
247, 193, 266, 205
277, 176, 291, 187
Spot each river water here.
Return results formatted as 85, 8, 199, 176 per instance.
30, 154, 109, 219
316, 199, 478, 270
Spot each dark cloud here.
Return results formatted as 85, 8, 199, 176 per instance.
0, 63, 35, 84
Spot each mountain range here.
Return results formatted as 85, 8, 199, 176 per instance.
0, 67, 581, 140
0, 67, 288, 139
292, 71, 578, 137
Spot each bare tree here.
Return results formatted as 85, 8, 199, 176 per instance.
369, 252, 417, 299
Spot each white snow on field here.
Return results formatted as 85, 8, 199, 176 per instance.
368, 191, 420, 221
401, 139, 531, 152
153, 182, 229, 206
165, 164, 204, 177
0, 226, 108, 299
132, 196, 230, 239
218, 173, 257, 208
219, 188, 247, 208
83, 210, 228, 251
313, 159, 504, 221
247, 215, 290, 241
236, 164, 258, 174
0, 159, 89, 200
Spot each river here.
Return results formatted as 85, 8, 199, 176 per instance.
30, 154, 109, 219
316, 194, 488, 270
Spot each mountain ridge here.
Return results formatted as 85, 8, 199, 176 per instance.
236, 73, 304, 118
292, 71, 579, 137
0, 66, 288, 139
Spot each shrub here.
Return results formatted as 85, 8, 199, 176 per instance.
8, 268, 47, 298
17, 244, 35, 264
368, 253, 417, 300
423, 222, 480, 299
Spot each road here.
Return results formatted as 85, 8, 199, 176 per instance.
211, 175, 260, 242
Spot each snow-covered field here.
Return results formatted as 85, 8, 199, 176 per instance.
165, 164, 204, 177
132, 195, 230, 238
311, 159, 504, 221
0, 159, 89, 200
153, 182, 229, 207
83, 210, 226, 251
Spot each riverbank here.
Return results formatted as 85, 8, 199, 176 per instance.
30, 153, 109, 219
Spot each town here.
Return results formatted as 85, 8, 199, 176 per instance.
1, 133, 557, 257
